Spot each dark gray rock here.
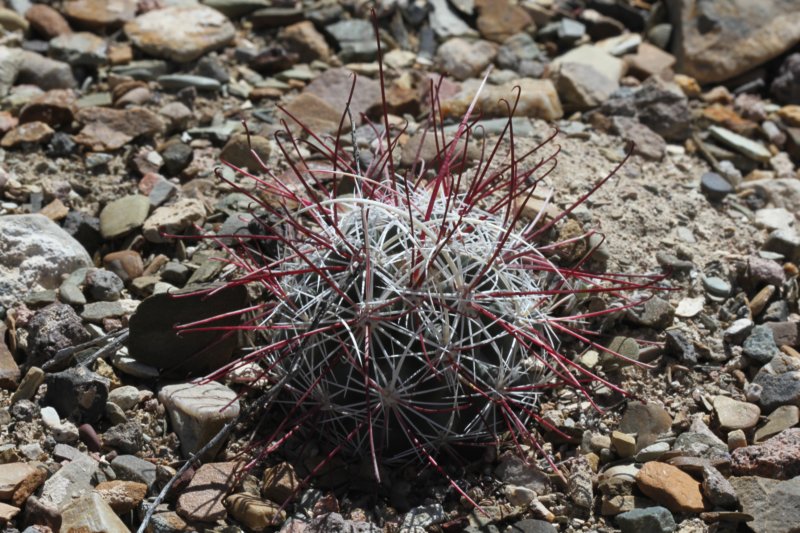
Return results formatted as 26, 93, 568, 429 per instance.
160, 140, 193, 176
625, 296, 674, 329
26, 302, 91, 367
700, 172, 733, 202
744, 324, 781, 363
702, 465, 738, 508
600, 77, 691, 141
16, 49, 76, 89
497, 32, 544, 71
111, 454, 157, 488
85, 269, 124, 302
771, 53, 800, 105
508, 519, 558, 533
664, 329, 697, 364
615, 506, 675, 533
753, 354, 800, 411
44, 366, 110, 424
102, 422, 144, 454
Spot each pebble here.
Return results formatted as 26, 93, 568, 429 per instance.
25, 4, 71, 39
95, 480, 148, 514
159, 381, 240, 459
60, 491, 130, 533
142, 198, 205, 243
157, 74, 222, 92
635, 461, 706, 513
107, 385, 140, 411
124, 5, 235, 63
261, 462, 300, 503
103, 421, 144, 454
755, 405, 800, 442
10, 366, 45, 403
702, 275, 731, 297
713, 395, 761, 430
615, 506, 675, 533
39, 453, 98, 510
111, 454, 157, 488
701, 465, 737, 509
44, 366, 109, 424
0, 462, 46, 507
743, 324, 781, 363
99, 194, 150, 240
26, 302, 91, 368
177, 462, 242, 522
225, 493, 286, 531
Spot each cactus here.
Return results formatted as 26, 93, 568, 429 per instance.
176, 69, 661, 500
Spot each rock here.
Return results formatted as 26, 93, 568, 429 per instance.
625, 296, 674, 329
754, 207, 794, 232
111, 454, 157, 488
128, 283, 248, 377
713, 395, 760, 430
99, 194, 150, 240
282, 92, 349, 135
39, 453, 98, 510
125, 5, 235, 63
497, 32, 545, 74
667, 0, 800, 84
261, 462, 300, 503
763, 229, 800, 262
220, 132, 271, 173
756, 406, 800, 442
159, 382, 240, 459
19, 89, 77, 130
771, 53, 800, 105
225, 493, 286, 531
0, 462, 46, 507
552, 61, 619, 111
81, 300, 132, 323
25, 302, 91, 367
625, 42, 676, 79
674, 417, 729, 460
0, 6, 28, 31
15, 50, 76, 89
60, 492, 130, 532
25, 4, 71, 39
0, 502, 20, 525
281, 20, 330, 62
508, 519, 556, 533
44, 366, 110, 424
49, 32, 107, 67
615, 506, 675, 533
730, 476, 800, 533
436, 38, 498, 81
609, 116, 666, 161
325, 18, 378, 62
601, 77, 691, 141
636, 442, 671, 462
158, 74, 221, 92
177, 462, 242, 522
475, 0, 533, 43
159, 142, 193, 177
708, 125, 772, 162
400, 128, 481, 168
63, 0, 135, 29
95, 480, 148, 513
1, 122, 54, 148
636, 461, 705, 512
731, 428, 800, 479
701, 465, 737, 508
304, 67, 382, 125
103, 421, 144, 454
744, 324, 781, 363
700, 171, 733, 202
753, 354, 800, 411
10, 367, 45, 403
611, 431, 636, 458
107, 385, 140, 411
494, 454, 550, 494
619, 401, 673, 451
142, 198, 205, 244
441, 77, 562, 120
0, 329, 20, 389
428, 0, 477, 39
85, 269, 124, 302
401, 503, 446, 529
74, 106, 162, 151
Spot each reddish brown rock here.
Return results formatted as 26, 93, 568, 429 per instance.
0, 122, 54, 148
475, 0, 534, 42
177, 462, 243, 522
731, 428, 800, 479
280, 21, 331, 62
283, 93, 350, 135
625, 42, 676, 79
0, 326, 19, 389
74, 106, 163, 151
636, 461, 706, 513
103, 250, 144, 282
25, 4, 72, 38
304, 68, 382, 125
19, 89, 77, 129
0, 462, 47, 507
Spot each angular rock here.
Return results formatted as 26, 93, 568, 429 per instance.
125, 5, 235, 63
49, 32, 107, 67
19, 89, 77, 129
702, 465, 737, 509
1, 121, 54, 148
428, 0, 477, 39
756, 406, 800, 443
282, 92, 349, 135
0, 462, 46, 507
74, 106, 162, 151
44, 366, 110, 424
609, 116, 666, 161
15, 50, 76, 89
39, 453, 98, 510
437, 37, 498, 81
601, 77, 691, 141
475, 0, 534, 43
261, 462, 300, 503
280, 20, 330, 62
771, 53, 800, 105
731, 428, 800, 479
142, 198, 205, 244
177, 462, 242, 522
111, 454, 157, 488
619, 401, 673, 451
730, 475, 800, 533
26, 302, 91, 368
753, 354, 800, 411
615, 506, 675, 533
304, 67, 382, 125
441, 78, 562, 120
61, 492, 130, 532
0, 332, 20, 390
159, 382, 240, 459
667, 0, 800, 84
103, 421, 144, 454
553, 61, 618, 111
713, 395, 761, 431
636, 461, 705, 512
709, 125, 772, 162
99, 194, 150, 240
95, 480, 148, 513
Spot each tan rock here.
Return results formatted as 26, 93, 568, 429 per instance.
0, 502, 20, 524
778, 105, 800, 128
0, 462, 46, 507
96, 480, 147, 513
282, 92, 350, 135
0, 122, 54, 148
714, 395, 761, 431
475, 0, 534, 42
60, 492, 130, 532
611, 431, 636, 458
142, 198, 205, 244
220, 133, 271, 173
441, 78, 562, 121
0, 7, 28, 32
261, 462, 300, 504
625, 42, 676, 79
281, 21, 330, 62
64, 0, 136, 29
636, 461, 706, 513
74, 106, 162, 151
226, 493, 286, 532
